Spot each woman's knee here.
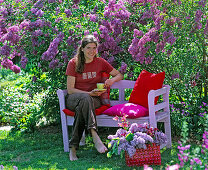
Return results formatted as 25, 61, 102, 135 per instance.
79, 93, 92, 102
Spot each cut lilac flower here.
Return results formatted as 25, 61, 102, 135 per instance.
107, 122, 167, 158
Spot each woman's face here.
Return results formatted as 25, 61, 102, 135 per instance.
82, 43, 97, 63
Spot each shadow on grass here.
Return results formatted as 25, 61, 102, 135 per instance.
0, 126, 178, 170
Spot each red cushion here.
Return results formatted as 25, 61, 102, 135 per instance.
129, 70, 165, 108
63, 104, 111, 117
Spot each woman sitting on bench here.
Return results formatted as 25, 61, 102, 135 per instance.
65, 35, 123, 161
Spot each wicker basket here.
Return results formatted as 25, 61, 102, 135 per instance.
125, 143, 161, 166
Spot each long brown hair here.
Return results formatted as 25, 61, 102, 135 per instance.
75, 35, 98, 73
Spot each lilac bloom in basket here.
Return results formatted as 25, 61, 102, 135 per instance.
107, 114, 168, 158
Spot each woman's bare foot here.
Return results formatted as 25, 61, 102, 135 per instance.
91, 129, 108, 153
69, 146, 78, 161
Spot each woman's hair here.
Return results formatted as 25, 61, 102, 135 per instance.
75, 35, 98, 73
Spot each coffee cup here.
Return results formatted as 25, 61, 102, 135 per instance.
97, 83, 105, 89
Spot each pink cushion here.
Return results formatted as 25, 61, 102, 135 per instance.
129, 69, 165, 108
102, 103, 149, 119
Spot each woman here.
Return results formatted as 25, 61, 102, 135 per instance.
65, 35, 123, 161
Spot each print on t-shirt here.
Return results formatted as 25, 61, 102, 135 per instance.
82, 72, 96, 79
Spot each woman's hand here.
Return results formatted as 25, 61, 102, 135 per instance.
104, 79, 114, 88
89, 89, 106, 96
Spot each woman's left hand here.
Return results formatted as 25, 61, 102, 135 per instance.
104, 79, 114, 88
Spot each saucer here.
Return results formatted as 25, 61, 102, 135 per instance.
93, 89, 106, 91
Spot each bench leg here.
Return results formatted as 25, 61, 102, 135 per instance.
61, 113, 70, 152
164, 116, 172, 148
62, 124, 69, 152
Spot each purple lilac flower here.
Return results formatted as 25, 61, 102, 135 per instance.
126, 143, 136, 158
84, 30, 90, 35
133, 29, 143, 38
36, 9, 44, 17
42, 33, 64, 61
31, 8, 38, 14
202, 131, 208, 150
55, 17, 62, 23
34, 0, 43, 8
116, 128, 127, 137
154, 131, 167, 145
130, 136, 145, 146
198, 0, 206, 7
0, 7, 8, 17
20, 56, 28, 69
104, 0, 131, 20
73, 0, 80, 4
119, 62, 127, 74
154, 15, 164, 30
88, 14, 97, 22
166, 17, 176, 26
195, 10, 203, 23
48, 0, 56, 3
129, 123, 139, 133
13, 166, 18, 170
65, 9, 72, 17
19, 20, 30, 30
11, 65, 21, 74
24, 11, 28, 18
1, 31, 19, 44
135, 132, 154, 143
171, 73, 179, 80
8, 25, 19, 33
204, 19, 208, 35
49, 59, 59, 69
107, 56, 115, 65
1, 58, 13, 69
55, 7, 60, 15
32, 29, 43, 37
93, 31, 98, 39
0, 45, 11, 56
118, 142, 127, 155
32, 76, 37, 82
145, 56, 154, 65
108, 134, 118, 140
155, 41, 165, 54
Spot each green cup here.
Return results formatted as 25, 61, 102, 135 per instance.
97, 83, 105, 89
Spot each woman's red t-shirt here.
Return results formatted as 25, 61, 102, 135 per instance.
66, 57, 113, 92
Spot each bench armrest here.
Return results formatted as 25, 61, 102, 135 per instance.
148, 85, 171, 127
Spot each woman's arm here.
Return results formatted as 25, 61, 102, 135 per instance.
67, 76, 105, 96
104, 68, 124, 87
67, 76, 87, 94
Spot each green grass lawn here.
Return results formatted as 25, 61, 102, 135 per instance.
0, 125, 179, 170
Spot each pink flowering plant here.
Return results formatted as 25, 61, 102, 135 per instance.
107, 114, 167, 158
176, 120, 208, 169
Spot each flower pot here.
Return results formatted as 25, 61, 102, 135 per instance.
125, 143, 161, 166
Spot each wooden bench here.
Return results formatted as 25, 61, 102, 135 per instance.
57, 80, 172, 152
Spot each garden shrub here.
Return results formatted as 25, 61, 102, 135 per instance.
0, 74, 45, 132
